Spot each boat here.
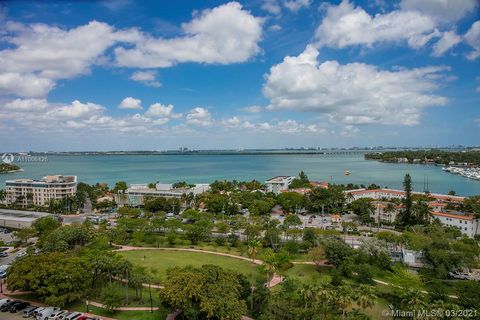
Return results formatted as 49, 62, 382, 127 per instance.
344, 170, 350, 176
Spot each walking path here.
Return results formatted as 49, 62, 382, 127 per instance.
89, 300, 160, 311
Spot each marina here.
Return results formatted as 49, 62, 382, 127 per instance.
442, 166, 480, 181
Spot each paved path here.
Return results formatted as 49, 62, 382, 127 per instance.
89, 300, 160, 311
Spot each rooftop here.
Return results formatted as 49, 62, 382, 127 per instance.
0, 208, 50, 222
6, 175, 77, 184
266, 176, 294, 183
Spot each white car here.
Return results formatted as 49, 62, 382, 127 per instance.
63, 312, 83, 320
36, 307, 60, 320
48, 310, 68, 319
16, 251, 27, 258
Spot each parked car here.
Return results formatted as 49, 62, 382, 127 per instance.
76, 316, 97, 320
0, 299, 12, 307
64, 312, 83, 320
16, 251, 27, 258
36, 307, 60, 320
1, 300, 20, 311
0, 252, 8, 257
0, 300, 19, 312
22, 306, 38, 318
32, 307, 46, 317
10, 301, 30, 312
48, 310, 68, 319
448, 271, 470, 280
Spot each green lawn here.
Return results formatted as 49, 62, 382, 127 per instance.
284, 264, 332, 284
119, 249, 262, 282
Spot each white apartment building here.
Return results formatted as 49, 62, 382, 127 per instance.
265, 176, 295, 194
431, 211, 479, 238
346, 188, 464, 203
115, 183, 210, 207
4, 175, 77, 207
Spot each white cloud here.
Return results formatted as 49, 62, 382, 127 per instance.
284, 0, 311, 12
340, 125, 360, 137
4, 98, 49, 111
114, 2, 263, 68
241, 105, 264, 113
185, 107, 213, 126
465, 21, 480, 60
432, 31, 462, 56
0, 73, 54, 98
0, 2, 262, 99
130, 70, 161, 87
269, 24, 282, 32
221, 116, 241, 128
400, 0, 478, 23
263, 45, 448, 126
261, 0, 281, 15
46, 100, 105, 119
145, 103, 181, 119
119, 97, 143, 110
0, 20, 139, 98
314, 1, 438, 50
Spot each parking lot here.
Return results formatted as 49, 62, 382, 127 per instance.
0, 311, 27, 320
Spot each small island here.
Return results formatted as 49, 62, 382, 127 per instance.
365, 149, 480, 166
0, 163, 22, 173
365, 149, 480, 180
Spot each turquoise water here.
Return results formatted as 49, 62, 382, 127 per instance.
1, 153, 480, 196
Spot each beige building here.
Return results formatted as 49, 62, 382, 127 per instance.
4, 175, 77, 207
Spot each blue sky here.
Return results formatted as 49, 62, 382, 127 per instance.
0, 0, 479, 151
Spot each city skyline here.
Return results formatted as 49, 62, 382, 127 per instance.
0, 0, 479, 151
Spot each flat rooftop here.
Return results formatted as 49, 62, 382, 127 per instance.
0, 209, 50, 222
266, 176, 294, 183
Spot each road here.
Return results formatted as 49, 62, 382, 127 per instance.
0, 247, 26, 266
61, 214, 87, 225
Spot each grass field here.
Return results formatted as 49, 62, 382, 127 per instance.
119, 249, 262, 282
284, 264, 332, 284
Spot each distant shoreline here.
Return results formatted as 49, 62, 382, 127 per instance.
4, 147, 475, 157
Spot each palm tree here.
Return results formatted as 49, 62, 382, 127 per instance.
247, 239, 262, 262
336, 284, 355, 319
316, 284, 334, 319
355, 285, 377, 313
401, 288, 426, 319
261, 250, 278, 286
298, 284, 317, 308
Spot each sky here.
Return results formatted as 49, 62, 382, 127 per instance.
0, 0, 479, 151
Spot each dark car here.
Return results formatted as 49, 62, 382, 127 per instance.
1, 300, 20, 312
10, 301, 30, 312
